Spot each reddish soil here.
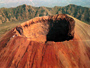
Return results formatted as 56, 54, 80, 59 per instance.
0, 14, 90, 68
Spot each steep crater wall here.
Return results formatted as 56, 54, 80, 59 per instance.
15, 14, 75, 42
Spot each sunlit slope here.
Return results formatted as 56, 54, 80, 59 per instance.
68, 14, 90, 40
0, 14, 90, 68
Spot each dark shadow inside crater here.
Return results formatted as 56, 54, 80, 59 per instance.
46, 19, 74, 42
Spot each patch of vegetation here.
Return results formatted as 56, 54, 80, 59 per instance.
0, 4, 90, 24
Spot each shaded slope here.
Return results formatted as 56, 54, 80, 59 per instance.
0, 14, 90, 68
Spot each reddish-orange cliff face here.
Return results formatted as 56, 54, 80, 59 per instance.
0, 14, 90, 68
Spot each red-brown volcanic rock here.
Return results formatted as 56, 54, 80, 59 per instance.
0, 14, 90, 68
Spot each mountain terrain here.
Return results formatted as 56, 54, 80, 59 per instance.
0, 4, 90, 24
0, 14, 90, 68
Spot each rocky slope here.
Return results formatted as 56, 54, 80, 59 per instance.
0, 14, 90, 68
0, 4, 90, 24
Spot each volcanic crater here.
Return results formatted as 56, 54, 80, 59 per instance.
15, 14, 75, 42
